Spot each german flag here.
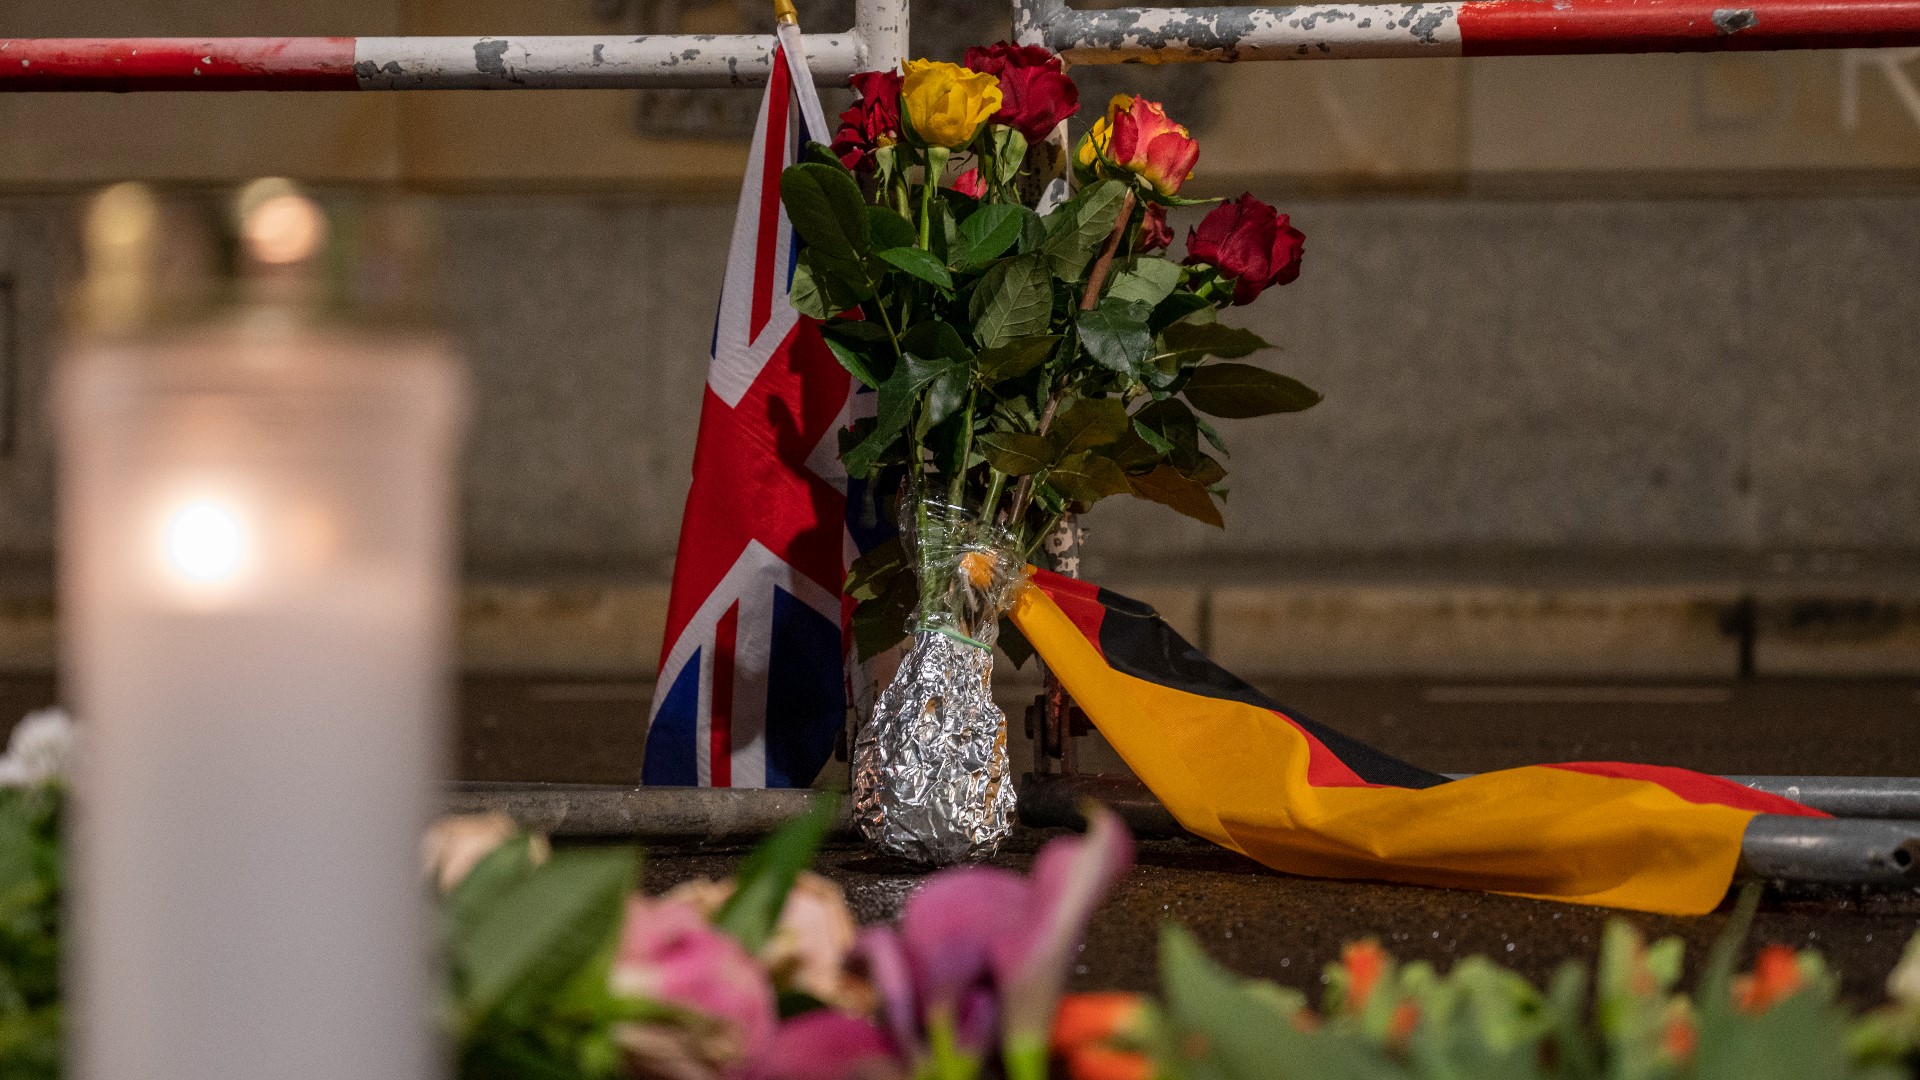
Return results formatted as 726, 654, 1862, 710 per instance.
1008, 569, 1824, 915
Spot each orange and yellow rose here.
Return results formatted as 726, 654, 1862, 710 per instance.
901, 59, 1002, 149
1075, 94, 1200, 197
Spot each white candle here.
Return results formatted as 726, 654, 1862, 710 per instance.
58, 187, 467, 1080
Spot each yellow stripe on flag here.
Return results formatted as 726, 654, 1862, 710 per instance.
1008, 582, 1752, 914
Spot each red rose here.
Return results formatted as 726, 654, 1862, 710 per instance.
1136, 203, 1172, 254
962, 41, 1080, 143
831, 69, 904, 172
1184, 194, 1304, 305
950, 166, 986, 199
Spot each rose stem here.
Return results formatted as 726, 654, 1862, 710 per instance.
1079, 189, 1138, 311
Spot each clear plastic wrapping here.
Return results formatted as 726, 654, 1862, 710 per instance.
852, 497, 1024, 863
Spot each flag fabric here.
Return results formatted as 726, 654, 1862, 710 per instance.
644, 43, 855, 789
1008, 569, 1825, 914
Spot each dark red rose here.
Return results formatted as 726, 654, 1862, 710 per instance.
1136, 203, 1172, 254
962, 42, 1080, 143
1183, 194, 1304, 305
963, 42, 1062, 75
831, 69, 904, 172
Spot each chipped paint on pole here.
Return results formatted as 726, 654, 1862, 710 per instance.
347, 35, 863, 89
1017, 1, 1463, 61
1015, 0, 1920, 61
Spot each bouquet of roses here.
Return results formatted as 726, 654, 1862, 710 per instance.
779, 44, 1318, 863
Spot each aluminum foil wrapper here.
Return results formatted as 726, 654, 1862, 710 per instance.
852, 629, 1016, 864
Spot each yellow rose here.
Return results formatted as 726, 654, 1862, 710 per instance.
901, 59, 1002, 150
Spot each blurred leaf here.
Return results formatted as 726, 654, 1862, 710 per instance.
455, 847, 639, 1026
1050, 398, 1130, 454
1106, 258, 1182, 308
877, 246, 954, 290
1079, 297, 1156, 378
442, 835, 539, 952
979, 432, 1057, 476
868, 205, 918, 251
1183, 364, 1322, 419
975, 335, 1059, 385
713, 793, 840, 954
956, 204, 1032, 269
1047, 451, 1131, 504
803, 140, 854, 173
1041, 180, 1131, 280
1129, 466, 1223, 527
969, 253, 1054, 349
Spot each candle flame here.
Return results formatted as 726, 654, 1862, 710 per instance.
163, 500, 249, 585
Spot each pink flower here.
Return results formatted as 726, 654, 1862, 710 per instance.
612, 895, 778, 1068
950, 167, 986, 199
751, 1010, 904, 1080
856, 808, 1134, 1077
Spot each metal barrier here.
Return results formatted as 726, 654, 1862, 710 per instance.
1013, 0, 1920, 62
6, 0, 1920, 91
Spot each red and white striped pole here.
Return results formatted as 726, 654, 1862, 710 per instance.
3, 0, 1919, 91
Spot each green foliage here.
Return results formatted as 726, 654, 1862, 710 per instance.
0, 787, 60, 1080
778, 125, 1323, 642
711, 794, 840, 953
1143, 890, 1920, 1080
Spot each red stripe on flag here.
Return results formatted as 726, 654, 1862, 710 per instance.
0, 37, 359, 90
749, 51, 791, 343
1546, 762, 1830, 817
710, 602, 739, 787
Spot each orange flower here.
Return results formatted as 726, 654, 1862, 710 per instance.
1075, 94, 1199, 197
1340, 939, 1388, 1011
1661, 1009, 1698, 1060
1387, 1001, 1420, 1049
1053, 992, 1147, 1050
1065, 1045, 1154, 1080
1735, 945, 1805, 1013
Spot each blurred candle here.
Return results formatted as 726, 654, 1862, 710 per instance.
58, 182, 467, 1080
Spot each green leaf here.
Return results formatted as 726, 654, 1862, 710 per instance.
868, 205, 918, 251
1129, 466, 1224, 527
988, 125, 1029, 185
1159, 925, 1304, 1080
1077, 297, 1155, 378
441, 834, 539, 950
1049, 397, 1130, 454
1132, 398, 1200, 463
1041, 179, 1131, 280
844, 538, 907, 602
1195, 415, 1230, 457
877, 246, 955, 290
779, 163, 871, 264
969, 253, 1054, 349
1156, 320, 1273, 368
1182, 363, 1322, 419
819, 319, 895, 389
1131, 418, 1175, 455
899, 320, 972, 364
713, 793, 840, 953
978, 432, 1057, 475
844, 361, 931, 476
852, 577, 916, 660
455, 847, 639, 1025
955, 204, 1030, 269
919, 366, 970, 436
1106, 258, 1182, 307
1046, 450, 1130, 505
790, 249, 873, 320
1149, 291, 1213, 335
974, 335, 1058, 385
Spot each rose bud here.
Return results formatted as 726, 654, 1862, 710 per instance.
901, 59, 1003, 150
963, 42, 1080, 143
950, 167, 986, 199
1075, 94, 1199, 198
832, 69, 904, 172
1184, 193, 1304, 305
1136, 203, 1172, 254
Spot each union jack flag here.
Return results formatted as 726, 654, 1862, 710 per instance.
643, 43, 867, 788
